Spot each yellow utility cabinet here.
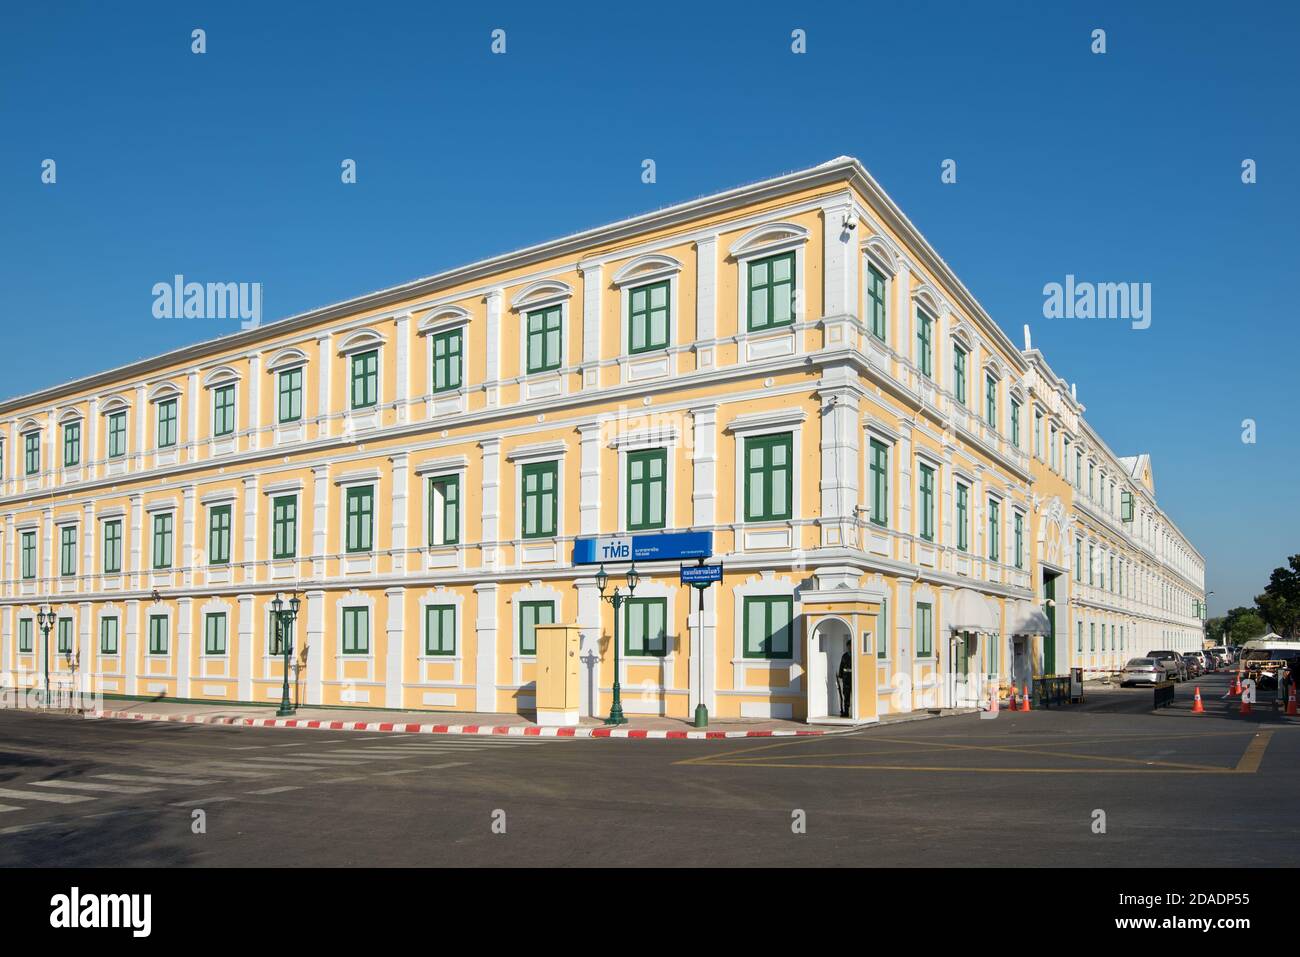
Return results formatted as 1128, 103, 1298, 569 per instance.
535, 624, 582, 726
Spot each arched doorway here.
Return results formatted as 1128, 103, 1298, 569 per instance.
807, 617, 852, 720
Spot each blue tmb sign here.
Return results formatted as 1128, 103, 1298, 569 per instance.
572, 530, 712, 565
680, 563, 723, 585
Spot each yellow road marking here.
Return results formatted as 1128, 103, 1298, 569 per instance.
1234, 731, 1274, 773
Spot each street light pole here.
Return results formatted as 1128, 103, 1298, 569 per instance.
272, 593, 301, 718
36, 605, 54, 708
596, 564, 637, 726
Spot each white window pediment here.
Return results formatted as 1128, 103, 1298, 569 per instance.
202, 365, 242, 389
728, 221, 809, 260
56, 407, 83, 425
99, 395, 130, 415
862, 234, 901, 275
337, 328, 385, 356
18, 417, 43, 433
418, 305, 472, 334
611, 254, 682, 289
266, 347, 310, 372
913, 284, 945, 319
147, 380, 183, 403
984, 356, 1006, 381
510, 279, 572, 313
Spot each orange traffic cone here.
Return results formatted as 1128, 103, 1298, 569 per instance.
1287, 682, 1297, 717
1192, 687, 1205, 714
1240, 693, 1252, 716
1020, 684, 1031, 712
988, 685, 1000, 714
1230, 673, 1242, 696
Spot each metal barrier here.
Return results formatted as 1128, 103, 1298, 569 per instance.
1153, 679, 1176, 709
1035, 676, 1071, 708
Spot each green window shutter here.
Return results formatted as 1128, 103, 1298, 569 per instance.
956, 484, 969, 552
57, 618, 73, 654
918, 464, 935, 541
869, 439, 889, 526
345, 485, 375, 552
916, 603, 933, 657
152, 513, 173, 569
743, 433, 793, 522
148, 615, 169, 655
625, 597, 668, 657
521, 461, 558, 538
1077, 621, 1083, 653
350, 350, 379, 409
953, 346, 966, 405
626, 448, 667, 530
342, 607, 370, 655
208, 505, 232, 565
213, 384, 236, 436
526, 306, 564, 373
1010, 400, 1021, 447
21, 531, 36, 579
103, 520, 122, 574
1090, 622, 1095, 652
746, 252, 795, 332
107, 412, 127, 458
60, 525, 77, 576
63, 421, 81, 467
277, 368, 303, 423
518, 601, 555, 655
916, 311, 933, 376
988, 499, 999, 561
1014, 513, 1024, 569
867, 264, 887, 341
18, 619, 33, 653
876, 598, 889, 659
25, 431, 41, 474
742, 596, 794, 659
99, 617, 119, 655
428, 475, 460, 545
205, 613, 228, 655
628, 280, 671, 353
432, 328, 464, 393
157, 399, 178, 447
424, 605, 456, 656
272, 495, 297, 559
985, 375, 997, 426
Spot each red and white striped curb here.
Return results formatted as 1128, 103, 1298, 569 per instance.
91, 709, 834, 740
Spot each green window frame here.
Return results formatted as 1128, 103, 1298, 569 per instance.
521, 461, 558, 539
916, 602, 933, 657
103, 519, 122, 574
350, 350, 379, 409
342, 607, 370, 655
952, 345, 967, 405
24, 431, 41, 474
428, 475, 460, 546
868, 438, 888, 527
277, 368, 303, 423
57, 617, 73, 654
107, 412, 127, 458
628, 280, 670, 353
208, 504, 232, 565
985, 375, 997, 427
916, 310, 933, 377
213, 384, 236, 437
60, 525, 77, 577
987, 498, 1000, 562
866, 263, 887, 341
525, 306, 563, 374
1075, 538, 1083, 582
1033, 408, 1043, 458
1077, 620, 1083, 653
20, 530, 36, 580
876, 598, 889, 659
345, 485, 374, 553
625, 597, 667, 657
148, 615, 169, 655
432, 328, 463, 393
1089, 622, 1096, 653
742, 595, 794, 660
918, 464, 935, 542
746, 251, 795, 332
956, 483, 969, 552
424, 604, 456, 656
518, 601, 554, 656
99, 616, 119, 655
1010, 400, 1021, 448
157, 398, 178, 448
152, 512, 174, 569
743, 433, 793, 522
272, 495, 297, 560
18, 619, 33, 654
1088, 545, 1095, 585
204, 612, 228, 655
63, 421, 81, 467
626, 448, 667, 531
1014, 512, 1024, 569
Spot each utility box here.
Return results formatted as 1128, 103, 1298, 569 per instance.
535, 624, 582, 726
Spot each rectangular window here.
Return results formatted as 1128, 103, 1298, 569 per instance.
99, 617, 119, 655
20, 530, 36, 579
1010, 400, 1021, 448
148, 615, 169, 655
628, 280, 670, 353
107, 412, 127, 458
916, 310, 933, 377
876, 598, 889, 659
625, 597, 667, 657
525, 306, 563, 373
103, 519, 122, 574
1075, 449, 1083, 487
157, 398, 178, 447
25, 431, 41, 473
518, 601, 554, 656
868, 439, 888, 526
1034, 408, 1043, 458
1014, 512, 1024, 569
626, 448, 667, 531
521, 461, 558, 539
916, 602, 933, 657
1088, 544, 1095, 585
152, 513, 173, 569
427, 475, 460, 546
213, 384, 236, 437
277, 368, 303, 423
952, 346, 967, 405
204, 613, 228, 655
918, 464, 935, 541
432, 328, 463, 393
345, 485, 374, 553
866, 263, 887, 341
208, 504, 232, 565
342, 607, 370, 655
272, 495, 297, 559
743, 595, 793, 659
1050, 424, 1059, 470
985, 375, 997, 427
57, 617, 73, 654
18, 619, 33, 654
60, 525, 77, 576
988, 498, 1000, 562
1077, 620, 1083, 653
1063, 437, 1072, 480
1089, 622, 1096, 653
744, 433, 793, 522
1075, 538, 1083, 582
350, 350, 379, 409
747, 251, 795, 332
424, 604, 456, 656
956, 483, 969, 552
63, 421, 81, 467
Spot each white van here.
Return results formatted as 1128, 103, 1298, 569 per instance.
1238, 638, 1300, 689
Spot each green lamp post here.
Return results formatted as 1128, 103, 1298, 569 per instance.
595, 563, 638, 726
36, 604, 55, 708
271, 593, 301, 718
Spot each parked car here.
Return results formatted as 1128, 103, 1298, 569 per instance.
1182, 654, 1203, 678
1121, 658, 1168, 687
1238, 639, 1300, 689
1208, 646, 1233, 666
1147, 650, 1186, 681
1202, 651, 1220, 672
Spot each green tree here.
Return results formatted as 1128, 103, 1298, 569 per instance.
1255, 554, 1300, 639
1227, 611, 1267, 645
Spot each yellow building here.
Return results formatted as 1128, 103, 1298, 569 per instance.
0, 157, 1205, 724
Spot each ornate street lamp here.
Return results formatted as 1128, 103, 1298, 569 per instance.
36, 605, 55, 707
595, 563, 639, 726
271, 593, 301, 717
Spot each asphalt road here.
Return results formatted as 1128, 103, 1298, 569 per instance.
1, 671, 1295, 867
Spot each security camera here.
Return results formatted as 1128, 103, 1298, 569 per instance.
843, 212, 858, 231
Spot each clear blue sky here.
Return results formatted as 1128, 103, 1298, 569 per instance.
2, 1, 1296, 614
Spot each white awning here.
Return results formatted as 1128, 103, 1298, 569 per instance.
1007, 599, 1052, 636
950, 588, 999, 634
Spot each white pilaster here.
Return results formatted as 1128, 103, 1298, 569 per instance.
821, 199, 858, 319
394, 312, 411, 422
181, 486, 196, 586
246, 354, 261, 450
479, 438, 501, 570
305, 589, 325, 706
237, 593, 254, 701
241, 475, 258, 586
316, 333, 332, 440
389, 452, 409, 574
695, 237, 717, 369
124, 599, 140, 696
578, 423, 601, 536
690, 406, 718, 527
176, 597, 192, 699
579, 261, 602, 389
311, 465, 330, 578
384, 586, 405, 709
484, 289, 503, 407
474, 582, 498, 712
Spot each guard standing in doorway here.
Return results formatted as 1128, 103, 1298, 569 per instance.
836, 645, 853, 717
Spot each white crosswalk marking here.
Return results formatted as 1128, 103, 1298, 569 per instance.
247, 786, 301, 795
168, 796, 238, 806
31, 781, 159, 794
93, 774, 220, 786
188, 765, 279, 777
241, 757, 368, 766
0, 805, 22, 813
203, 761, 327, 772
0, 787, 94, 805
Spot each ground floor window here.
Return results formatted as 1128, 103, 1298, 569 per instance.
148, 615, 169, 655
915, 602, 933, 657
100, 617, 119, 655
425, 605, 455, 656
625, 597, 667, 657
342, 607, 370, 655
518, 601, 554, 656
205, 612, 228, 656
743, 595, 793, 659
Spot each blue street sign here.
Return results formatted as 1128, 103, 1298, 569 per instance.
680, 563, 723, 586
573, 530, 712, 565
